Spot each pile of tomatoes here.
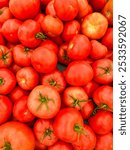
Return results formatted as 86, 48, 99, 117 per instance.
0, 0, 113, 149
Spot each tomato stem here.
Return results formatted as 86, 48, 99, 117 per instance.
63, 49, 70, 61
4, 142, 12, 150
35, 32, 47, 40
41, 128, 53, 142
0, 48, 11, 65
0, 10, 3, 15
0, 78, 4, 85
24, 47, 30, 55
49, 79, 57, 87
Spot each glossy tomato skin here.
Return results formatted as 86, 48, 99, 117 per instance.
33, 119, 58, 146
95, 132, 113, 150
0, 95, 12, 125
65, 61, 93, 86
0, 121, 35, 150
0, 68, 16, 95
9, 0, 40, 20
89, 0, 107, 11
0, 0, 8, 8
53, 108, 84, 143
16, 67, 39, 90
48, 141, 73, 150
35, 140, 47, 150
34, 13, 45, 25
31, 47, 57, 73
46, 1, 56, 17
92, 58, 113, 84
88, 110, 113, 135
54, 0, 79, 21
2, 19, 22, 43
27, 85, 61, 119
0, 7, 12, 24
81, 12, 108, 39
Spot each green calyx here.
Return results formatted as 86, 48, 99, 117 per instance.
98, 66, 112, 76
35, 32, 47, 40
63, 49, 70, 61
24, 47, 30, 55
0, 49, 11, 65
41, 128, 53, 142
0, 78, 4, 85
4, 142, 12, 150
49, 79, 57, 87
0, 10, 3, 15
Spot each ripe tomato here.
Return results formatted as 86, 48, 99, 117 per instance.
73, 124, 96, 150
48, 141, 73, 150
41, 15, 63, 37
81, 12, 108, 39
33, 119, 58, 146
65, 61, 93, 86
88, 110, 113, 135
92, 58, 113, 84
41, 70, 66, 93
63, 87, 88, 110
0, 68, 16, 95
89, 0, 107, 11
9, 63, 22, 74
0, 7, 12, 23
0, 0, 8, 8
54, 0, 79, 21
93, 85, 113, 111
27, 85, 61, 119
16, 67, 39, 90
95, 132, 113, 150
67, 34, 91, 60
31, 47, 57, 73
9, 0, 40, 20
0, 33, 5, 45
53, 108, 84, 143
35, 139, 47, 150
2, 18, 22, 43
0, 95, 12, 125
46, 1, 56, 17
34, 13, 45, 25
0, 121, 35, 150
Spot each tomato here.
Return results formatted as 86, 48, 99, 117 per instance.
27, 85, 61, 119
41, 15, 63, 37
67, 34, 91, 60
53, 108, 84, 143
13, 44, 33, 67
54, 0, 79, 21
92, 58, 113, 84
90, 40, 108, 60
63, 87, 88, 110
9, 63, 22, 74
35, 139, 47, 150
89, 0, 107, 11
0, 68, 16, 95
34, 13, 45, 25
62, 20, 80, 42
88, 110, 113, 135
31, 47, 57, 73
0, 33, 5, 45
65, 61, 93, 86
16, 67, 39, 90
0, 121, 35, 150
0, 0, 8, 8
0, 45, 12, 68
0, 95, 12, 125
18, 19, 46, 48
33, 119, 58, 146
41, 70, 66, 93
0, 7, 12, 24
2, 18, 22, 43
9, 0, 40, 20
93, 85, 113, 111
50, 35, 63, 46
73, 124, 96, 150
105, 50, 113, 60
95, 132, 113, 150
48, 141, 73, 150
46, 0, 56, 17
81, 12, 108, 39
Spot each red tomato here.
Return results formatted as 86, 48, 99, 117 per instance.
46, 0, 56, 17
0, 0, 8, 8
0, 95, 12, 125
73, 124, 96, 150
48, 141, 73, 150
62, 20, 80, 42
92, 58, 113, 84
33, 119, 58, 146
9, 63, 22, 74
9, 0, 40, 20
81, 12, 108, 39
31, 47, 57, 73
63, 87, 88, 110
12, 44, 33, 67
16, 67, 39, 90
0, 33, 5, 45
0, 7, 12, 24
53, 108, 84, 143
34, 13, 45, 25
0, 45, 12, 68
65, 61, 93, 86
88, 110, 113, 135
93, 85, 113, 111
89, 0, 107, 11
67, 34, 91, 60
50, 35, 63, 46
0, 121, 35, 150
54, 0, 79, 21
2, 19, 22, 43
95, 132, 113, 150
18, 19, 46, 48
27, 85, 61, 119
35, 139, 47, 150
90, 40, 108, 59
0, 68, 16, 95
41, 70, 66, 93
41, 15, 63, 37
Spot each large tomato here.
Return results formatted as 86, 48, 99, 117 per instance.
0, 121, 35, 150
